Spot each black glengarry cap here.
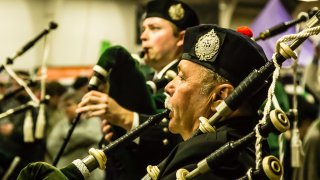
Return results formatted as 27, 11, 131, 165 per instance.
182, 24, 268, 87
145, 0, 199, 30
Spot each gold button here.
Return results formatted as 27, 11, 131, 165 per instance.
163, 127, 168, 133
163, 139, 169, 145
161, 118, 168, 123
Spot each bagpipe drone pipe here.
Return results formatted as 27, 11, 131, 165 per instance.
170, 109, 290, 180
237, 155, 283, 180
252, 7, 318, 41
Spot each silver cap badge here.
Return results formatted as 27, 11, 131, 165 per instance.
195, 29, 220, 61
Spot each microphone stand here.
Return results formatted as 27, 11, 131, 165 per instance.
0, 21, 58, 73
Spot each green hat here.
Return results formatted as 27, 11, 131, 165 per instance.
145, 0, 199, 30
182, 24, 268, 87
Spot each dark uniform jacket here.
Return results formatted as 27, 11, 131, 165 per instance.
103, 46, 182, 180
156, 115, 269, 180
16, 115, 269, 180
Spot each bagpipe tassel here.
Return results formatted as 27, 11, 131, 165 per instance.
23, 109, 34, 142
291, 126, 302, 168
35, 104, 46, 139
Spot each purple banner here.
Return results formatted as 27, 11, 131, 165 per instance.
250, 0, 314, 66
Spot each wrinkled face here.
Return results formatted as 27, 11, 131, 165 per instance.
164, 60, 213, 140
140, 17, 182, 71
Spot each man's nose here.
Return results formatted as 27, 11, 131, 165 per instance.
164, 80, 175, 97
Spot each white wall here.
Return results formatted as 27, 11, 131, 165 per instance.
0, 0, 140, 70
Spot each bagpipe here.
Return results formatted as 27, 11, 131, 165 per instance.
0, 21, 57, 135
253, 6, 320, 171
190, 9, 320, 138
0, 96, 49, 121
53, 45, 177, 173
252, 7, 318, 41
0, 22, 57, 179
0, 21, 57, 73
0, 21, 57, 122
0, 79, 38, 103
140, 11, 320, 179
171, 109, 290, 180
17, 10, 320, 180
237, 155, 283, 180
52, 45, 159, 166
140, 49, 177, 95
146, 69, 177, 95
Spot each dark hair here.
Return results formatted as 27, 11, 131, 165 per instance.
46, 81, 67, 96
72, 76, 89, 90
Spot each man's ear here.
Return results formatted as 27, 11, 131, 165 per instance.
177, 30, 185, 47
210, 83, 234, 112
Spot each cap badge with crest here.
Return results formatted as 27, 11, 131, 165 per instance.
195, 29, 220, 62
168, 3, 185, 21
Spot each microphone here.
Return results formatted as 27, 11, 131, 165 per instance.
146, 70, 177, 94
253, 7, 319, 41
0, 21, 58, 73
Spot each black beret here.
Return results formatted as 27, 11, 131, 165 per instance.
182, 24, 268, 86
145, 0, 199, 30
